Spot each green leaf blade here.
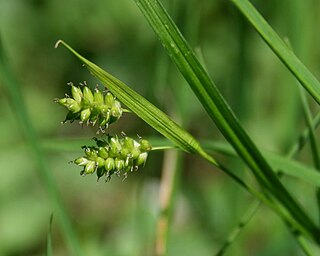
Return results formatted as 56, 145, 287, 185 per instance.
133, 0, 320, 242
230, 0, 320, 105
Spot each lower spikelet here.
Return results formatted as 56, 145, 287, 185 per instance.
73, 134, 152, 181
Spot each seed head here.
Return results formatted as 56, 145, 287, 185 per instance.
73, 134, 152, 181
55, 82, 124, 131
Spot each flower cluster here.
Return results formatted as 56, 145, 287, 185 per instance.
56, 82, 122, 132
74, 135, 152, 181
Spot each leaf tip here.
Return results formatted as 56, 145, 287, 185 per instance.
54, 40, 64, 49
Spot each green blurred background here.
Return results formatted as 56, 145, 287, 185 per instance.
1, 0, 320, 255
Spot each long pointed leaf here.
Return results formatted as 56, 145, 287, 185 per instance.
133, 0, 320, 242
230, 0, 320, 105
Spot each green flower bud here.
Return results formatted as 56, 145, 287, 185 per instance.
139, 139, 152, 152
135, 152, 148, 166
105, 157, 115, 172
104, 92, 115, 108
96, 157, 105, 168
120, 147, 131, 159
58, 98, 81, 113
123, 136, 135, 150
68, 102, 81, 113
84, 147, 97, 160
115, 158, 124, 171
80, 108, 91, 122
100, 105, 109, 115
57, 98, 68, 107
98, 147, 109, 158
109, 137, 122, 157
82, 86, 94, 105
85, 160, 96, 174
122, 139, 141, 159
74, 157, 89, 166
94, 88, 104, 105
71, 85, 83, 104
131, 148, 141, 160
110, 101, 122, 118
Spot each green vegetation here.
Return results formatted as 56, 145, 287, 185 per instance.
1, 0, 320, 255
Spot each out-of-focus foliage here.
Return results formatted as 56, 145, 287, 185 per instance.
1, 0, 320, 255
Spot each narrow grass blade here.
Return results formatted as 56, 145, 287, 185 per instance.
0, 36, 82, 256
205, 141, 320, 187
47, 214, 54, 256
133, 0, 320, 242
287, 111, 320, 158
229, 0, 320, 105
299, 88, 320, 168
298, 87, 320, 225
215, 200, 261, 256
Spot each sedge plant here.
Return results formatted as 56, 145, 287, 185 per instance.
52, 0, 320, 255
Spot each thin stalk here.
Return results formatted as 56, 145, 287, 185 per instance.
299, 88, 320, 225
152, 4, 182, 253
287, 111, 320, 158
47, 214, 54, 256
215, 200, 261, 256
155, 149, 182, 256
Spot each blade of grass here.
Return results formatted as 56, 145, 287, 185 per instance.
206, 142, 320, 187
47, 214, 54, 256
133, 0, 320, 242
229, 0, 320, 105
299, 88, 320, 225
215, 200, 261, 256
0, 36, 82, 256
287, 111, 320, 157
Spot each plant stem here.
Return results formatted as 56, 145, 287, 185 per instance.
155, 149, 182, 256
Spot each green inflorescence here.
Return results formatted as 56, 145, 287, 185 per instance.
74, 134, 152, 181
55, 82, 122, 132
56, 82, 152, 181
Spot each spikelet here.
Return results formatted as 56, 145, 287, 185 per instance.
74, 134, 152, 181
55, 82, 123, 132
